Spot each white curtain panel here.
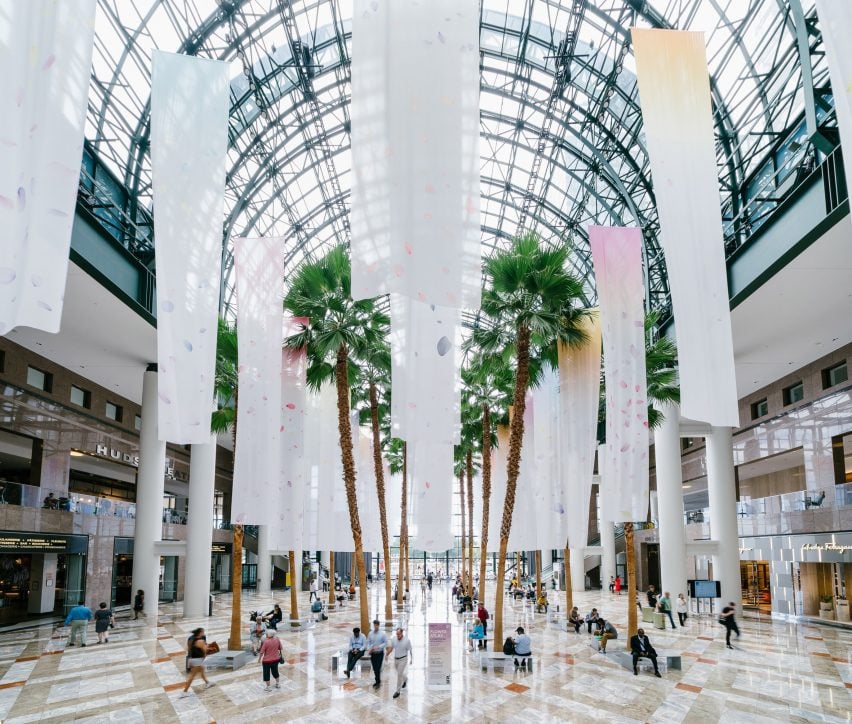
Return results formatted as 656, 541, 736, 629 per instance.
589, 226, 649, 524
386, 470, 402, 543
410, 442, 454, 552
558, 313, 602, 550
350, 0, 481, 310
531, 368, 562, 550
0, 0, 96, 336
487, 425, 510, 552
356, 425, 383, 553
389, 294, 461, 444
632, 29, 738, 428
508, 394, 539, 552
815, 1, 852, 222
300, 392, 323, 551
231, 236, 286, 525
151, 51, 230, 443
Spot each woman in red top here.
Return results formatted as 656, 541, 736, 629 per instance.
258, 630, 284, 691
614, 575, 622, 595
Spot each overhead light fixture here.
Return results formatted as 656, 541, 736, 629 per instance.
683, 484, 692, 489
70, 450, 84, 457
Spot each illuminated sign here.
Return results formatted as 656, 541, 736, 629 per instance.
0, 531, 87, 554
211, 543, 232, 554
801, 543, 852, 553
94, 443, 139, 467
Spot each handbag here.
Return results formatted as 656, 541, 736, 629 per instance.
279, 643, 285, 665
207, 641, 220, 654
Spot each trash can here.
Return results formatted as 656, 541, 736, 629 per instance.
208, 594, 214, 616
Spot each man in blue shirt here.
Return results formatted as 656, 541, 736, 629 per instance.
366, 619, 388, 688
513, 626, 532, 668
344, 626, 367, 678
65, 603, 93, 647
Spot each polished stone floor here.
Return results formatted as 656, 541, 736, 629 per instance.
0, 582, 849, 723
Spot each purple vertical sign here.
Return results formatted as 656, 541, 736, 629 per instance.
427, 622, 452, 688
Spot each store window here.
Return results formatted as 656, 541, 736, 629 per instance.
26, 366, 53, 392
822, 361, 848, 389
782, 381, 804, 406
134, 414, 142, 431
105, 401, 123, 422
70, 385, 91, 409
750, 398, 768, 420
0, 349, 5, 373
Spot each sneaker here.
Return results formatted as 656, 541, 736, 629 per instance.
264, 685, 272, 692
275, 682, 280, 689
393, 692, 400, 699
373, 683, 380, 689
81, 643, 87, 647
344, 670, 350, 678
633, 668, 638, 675
105, 639, 109, 643
204, 682, 215, 689
654, 672, 662, 678
402, 681, 406, 689
179, 691, 190, 699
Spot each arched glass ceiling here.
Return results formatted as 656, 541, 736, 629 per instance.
85, 0, 827, 317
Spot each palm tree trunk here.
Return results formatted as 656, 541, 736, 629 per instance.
397, 443, 407, 607
328, 551, 335, 607
459, 472, 466, 591
516, 552, 521, 584
368, 382, 393, 623
288, 550, 299, 622
335, 344, 370, 633
564, 546, 572, 614
402, 443, 409, 598
352, 549, 359, 595
228, 524, 243, 650
492, 324, 531, 651
535, 550, 542, 600
466, 449, 474, 595
478, 405, 491, 605
625, 522, 637, 650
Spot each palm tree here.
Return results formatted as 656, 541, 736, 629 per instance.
476, 233, 591, 651
453, 450, 467, 590
284, 246, 386, 634
210, 318, 244, 651
386, 438, 408, 606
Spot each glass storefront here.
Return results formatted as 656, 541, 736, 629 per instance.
740, 560, 771, 613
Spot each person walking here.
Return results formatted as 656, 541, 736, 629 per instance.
676, 593, 688, 626
344, 626, 367, 678
309, 575, 319, 603
646, 585, 658, 609
257, 630, 284, 691
366, 619, 388, 688
133, 590, 144, 620
614, 575, 622, 595
720, 601, 740, 649
65, 602, 93, 647
181, 628, 213, 696
630, 628, 662, 677
608, 576, 615, 594
657, 591, 676, 629
94, 602, 114, 644
387, 627, 413, 698
426, 572, 433, 591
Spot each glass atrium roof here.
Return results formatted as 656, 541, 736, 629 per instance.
85, 0, 829, 316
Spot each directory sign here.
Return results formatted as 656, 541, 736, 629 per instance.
692, 580, 721, 599
427, 623, 452, 689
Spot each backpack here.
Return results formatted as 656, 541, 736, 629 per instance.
311, 600, 322, 613
502, 637, 515, 656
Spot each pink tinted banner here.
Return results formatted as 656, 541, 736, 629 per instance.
589, 226, 649, 523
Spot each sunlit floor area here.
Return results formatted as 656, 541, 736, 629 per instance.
0, 583, 849, 723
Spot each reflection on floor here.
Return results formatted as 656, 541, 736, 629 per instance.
0, 582, 849, 722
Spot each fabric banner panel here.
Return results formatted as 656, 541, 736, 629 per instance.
231, 237, 286, 525
632, 29, 738, 428
356, 426, 383, 553
487, 425, 509, 553
410, 442, 454, 552
815, 1, 852, 226
350, 0, 481, 310
558, 313, 602, 550
531, 369, 562, 550
389, 295, 461, 444
151, 51, 230, 443
508, 394, 539, 552
0, 0, 96, 336
589, 226, 649, 523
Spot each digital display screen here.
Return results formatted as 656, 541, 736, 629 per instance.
693, 580, 719, 598
0, 531, 87, 554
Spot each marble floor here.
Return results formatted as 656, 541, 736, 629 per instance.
0, 583, 849, 723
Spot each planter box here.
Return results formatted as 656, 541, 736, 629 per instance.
835, 600, 850, 623
818, 609, 835, 621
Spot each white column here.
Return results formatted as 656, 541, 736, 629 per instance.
706, 426, 742, 610
131, 364, 167, 622
183, 438, 216, 617
656, 403, 689, 605
256, 525, 271, 595
569, 547, 585, 592
600, 521, 616, 587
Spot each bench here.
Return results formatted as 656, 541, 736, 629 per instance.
479, 651, 534, 671
641, 607, 656, 623
466, 635, 493, 651
204, 650, 253, 671
609, 649, 682, 674
331, 650, 371, 674
276, 616, 316, 631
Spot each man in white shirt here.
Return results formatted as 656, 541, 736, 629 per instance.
366, 620, 388, 688
386, 627, 413, 698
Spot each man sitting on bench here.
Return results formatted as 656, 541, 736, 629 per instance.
630, 628, 662, 678
513, 626, 532, 668
343, 626, 367, 678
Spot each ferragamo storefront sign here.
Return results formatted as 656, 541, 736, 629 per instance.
801, 543, 852, 553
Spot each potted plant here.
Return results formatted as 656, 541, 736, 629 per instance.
819, 595, 835, 620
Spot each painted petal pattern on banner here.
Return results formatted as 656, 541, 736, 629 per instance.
632, 29, 738, 428
589, 226, 649, 524
558, 313, 602, 550
231, 236, 286, 525
0, 0, 96, 336
151, 51, 230, 443
350, 0, 481, 310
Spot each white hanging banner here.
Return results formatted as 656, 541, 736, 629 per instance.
508, 393, 538, 552
487, 425, 509, 553
356, 425, 383, 553
589, 226, 649, 523
350, 0, 481, 310
231, 236, 286, 525
815, 1, 852, 227
274, 318, 308, 551
558, 313, 602, 550
151, 51, 230, 443
530, 369, 562, 551
0, 0, 96, 336
389, 294, 461, 444
632, 29, 738, 428
410, 442, 454, 552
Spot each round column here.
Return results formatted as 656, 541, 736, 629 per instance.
183, 438, 216, 617
131, 365, 166, 623
656, 403, 689, 603
569, 547, 585, 592
600, 521, 616, 587
256, 526, 271, 595
706, 426, 742, 609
